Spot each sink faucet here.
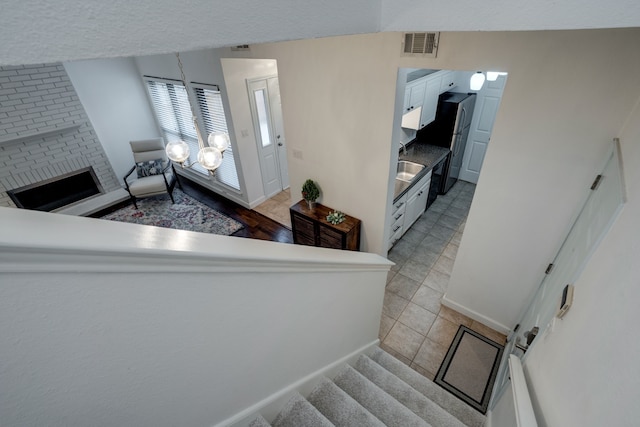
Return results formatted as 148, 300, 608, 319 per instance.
399, 141, 407, 156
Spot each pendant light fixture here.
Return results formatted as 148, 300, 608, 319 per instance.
486, 71, 508, 81
469, 71, 485, 91
165, 52, 229, 175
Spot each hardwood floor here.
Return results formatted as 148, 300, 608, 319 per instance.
93, 175, 293, 244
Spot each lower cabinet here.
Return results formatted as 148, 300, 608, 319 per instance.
405, 176, 431, 227
388, 171, 432, 250
290, 200, 361, 251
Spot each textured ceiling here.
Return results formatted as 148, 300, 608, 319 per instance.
1, 0, 639, 66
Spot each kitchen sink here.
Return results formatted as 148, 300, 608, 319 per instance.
396, 160, 425, 182
394, 178, 411, 198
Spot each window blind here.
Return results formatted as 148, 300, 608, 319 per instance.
145, 78, 240, 189
193, 84, 240, 190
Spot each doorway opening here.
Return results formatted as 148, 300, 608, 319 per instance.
248, 75, 292, 228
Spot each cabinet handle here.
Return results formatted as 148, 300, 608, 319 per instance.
395, 202, 404, 209
393, 225, 401, 232
394, 213, 403, 221
418, 191, 423, 196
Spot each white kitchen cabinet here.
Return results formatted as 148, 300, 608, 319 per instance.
420, 75, 441, 129
439, 71, 456, 93
388, 194, 407, 250
388, 171, 432, 251
405, 172, 432, 229
404, 79, 427, 113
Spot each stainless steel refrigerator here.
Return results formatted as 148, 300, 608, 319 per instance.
417, 92, 476, 194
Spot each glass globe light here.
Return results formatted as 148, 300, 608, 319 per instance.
486, 71, 500, 81
197, 146, 223, 170
165, 140, 190, 163
470, 71, 485, 91
208, 132, 230, 152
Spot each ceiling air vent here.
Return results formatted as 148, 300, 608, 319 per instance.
402, 32, 439, 57
230, 44, 250, 51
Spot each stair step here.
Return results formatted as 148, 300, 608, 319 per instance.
272, 393, 335, 427
355, 354, 466, 427
333, 365, 430, 427
248, 414, 271, 427
307, 377, 386, 427
370, 347, 486, 427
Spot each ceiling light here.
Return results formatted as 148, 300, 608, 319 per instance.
470, 71, 485, 91
165, 53, 229, 174
486, 71, 508, 81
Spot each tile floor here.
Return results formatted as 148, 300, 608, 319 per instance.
253, 188, 293, 228
380, 180, 507, 380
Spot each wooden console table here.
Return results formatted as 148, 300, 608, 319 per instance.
290, 200, 361, 251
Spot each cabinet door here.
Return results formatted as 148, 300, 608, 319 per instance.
439, 71, 456, 93
405, 179, 431, 228
420, 76, 441, 128
406, 80, 426, 112
292, 214, 316, 246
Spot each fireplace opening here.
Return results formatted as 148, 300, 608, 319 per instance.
8, 167, 104, 212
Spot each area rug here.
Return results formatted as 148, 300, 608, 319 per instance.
435, 325, 504, 414
101, 189, 244, 236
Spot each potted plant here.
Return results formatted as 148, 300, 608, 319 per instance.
301, 179, 320, 209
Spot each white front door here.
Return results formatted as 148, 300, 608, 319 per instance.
266, 77, 289, 189
489, 142, 625, 408
459, 75, 507, 184
248, 77, 289, 198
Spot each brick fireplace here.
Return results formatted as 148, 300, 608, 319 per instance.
0, 63, 122, 213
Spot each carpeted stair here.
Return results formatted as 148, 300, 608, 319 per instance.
248, 347, 486, 427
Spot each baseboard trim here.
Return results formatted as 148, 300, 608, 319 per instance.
441, 295, 511, 335
213, 339, 380, 427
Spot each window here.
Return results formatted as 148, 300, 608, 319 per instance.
145, 78, 240, 190
193, 84, 240, 190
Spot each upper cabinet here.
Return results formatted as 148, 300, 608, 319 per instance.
404, 79, 426, 113
420, 74, 441, 128
402, 70, 458, 130
439, 71, 456, 93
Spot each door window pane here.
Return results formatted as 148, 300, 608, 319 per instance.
254, 89, 271, 147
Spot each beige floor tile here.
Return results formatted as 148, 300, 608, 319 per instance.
272, 190, 291, 204
413, 338, 448, 374
422, 269, 451, 293
451, 231, 463, 245
379, 314, 395, 341
470, 321, 508, 345
426, 316, 459, 348
411, 285, 443, 315
432, 255, 455, 275
398, 302, 437, 335
386, 270, 397, 284
383, 322, 425, 360
386, 273, 421, 300
442, 242, 459, 260
382, 291, 410, 320
438, 305, 474, 327
380, 343, 412, 366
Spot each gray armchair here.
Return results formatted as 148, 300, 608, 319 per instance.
123, 138, 179, 209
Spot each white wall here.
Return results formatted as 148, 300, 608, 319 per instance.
220, 58, 279, 206
0, 207, 391, 427
64, 58, 160, 182
251, 33, 402, 253
523, 96, 640, 426
244, 29, 640, 329
434, 29, 640, 331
